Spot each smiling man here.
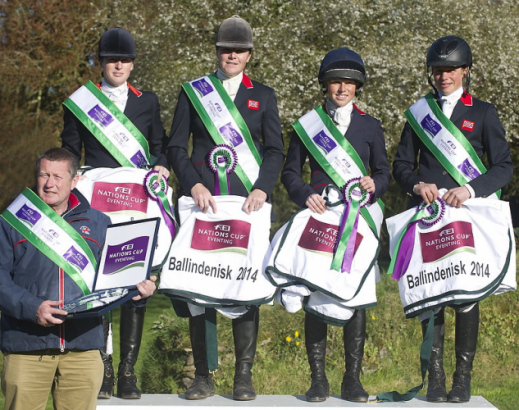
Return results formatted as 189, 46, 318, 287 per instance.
393, 36, 513, 403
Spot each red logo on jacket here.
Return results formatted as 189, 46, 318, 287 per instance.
461, 120, 475, 132
247, 100, 260, 110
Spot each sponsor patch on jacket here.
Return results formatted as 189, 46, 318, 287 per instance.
80, 226, 91, 235
247, 99, 260, 110
461, 120, 475, 132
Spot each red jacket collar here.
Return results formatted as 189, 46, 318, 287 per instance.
96, 82, 142, 97
353, 104, 366, 115
460, 91, 473, 106
242, 73, 253, 89
69, 191, 81, 211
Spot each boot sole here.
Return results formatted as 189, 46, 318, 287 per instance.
341, 395, 368, 403
233, 395, 256, 401
185, 392, 214, 400
427, 396, 448, 403
306, 396, 327, 402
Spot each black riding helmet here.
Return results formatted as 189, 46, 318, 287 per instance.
426, 36, 472, 92
98, 27, 136, 59
318, 48, 366, 97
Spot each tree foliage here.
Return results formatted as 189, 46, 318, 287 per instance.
1, 0, 519, 216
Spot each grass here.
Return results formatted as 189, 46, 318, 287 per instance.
0, 266, 517, 410
140, 262, 519, 410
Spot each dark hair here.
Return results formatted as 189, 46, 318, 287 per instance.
36, 148, 79, 179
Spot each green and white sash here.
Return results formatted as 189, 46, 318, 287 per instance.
1, 188, 98, 296
182, 74, 262, 192
292, 106, 384, 236
63, 81, 152, 169
405, 93, 499, 197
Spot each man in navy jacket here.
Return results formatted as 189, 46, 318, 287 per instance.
0, 148, 155, 410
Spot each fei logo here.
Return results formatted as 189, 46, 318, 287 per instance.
326, 227, 339, 237
121, 243, 134, 251
215, 224, 231, 232
420, 221, 475, 263
115, 186, 132, 194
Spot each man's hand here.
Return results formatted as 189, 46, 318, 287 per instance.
414, 183, 439, 204
153, 165, 170, 181
191, 183, 217, 213
133, 275, 157, 301
359, 176, 376, 193
443, 186, 471, 208
242, 189, 267, 215
305, 193, 327, 214
36, 300, 67, 327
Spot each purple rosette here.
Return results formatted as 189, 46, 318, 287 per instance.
390, 197, 446, 281
332, 178, 372, 273
143, 171, 176, 239
208, 145, 237, 196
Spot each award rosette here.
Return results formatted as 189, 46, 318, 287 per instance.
75, 167, 177, 270
144, 170, 177, 239
332, 178, 372, 273
159, 195, 276, 306
386, 190, 516, 318
388, 198, 446, 281
265, 186, 379, 319
208, 145, 237, 196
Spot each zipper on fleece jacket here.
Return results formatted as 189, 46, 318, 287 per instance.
59, 267, 65, 352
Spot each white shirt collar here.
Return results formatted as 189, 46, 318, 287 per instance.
100, 80, 129, 110
216, 68, 243, 101
326, 99, 354, 134
438, 87, 464, 118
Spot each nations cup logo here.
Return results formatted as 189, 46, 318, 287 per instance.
15, 204, 41, 228
219, 123, 244, 147
192, 78, 214, 97
88, 105, 114, 127
313, 131, 337, 155
420, 221, 475, 263
91, 182, 148, 214
191, 219, 251, 254
298, 217, 363, 256
421, 114, 442, 138
63, 246, 89, 272
103, 237, 149, 275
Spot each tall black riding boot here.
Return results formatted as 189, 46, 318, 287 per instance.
117, 304, 145, 399
448, 303, 479, 403
341, 309, 369, 402
422, 309, 447, 402
232, 307, 258, 401
98, 315, 114, 399
304, 313, 329, 402
185, 313, 214, 400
